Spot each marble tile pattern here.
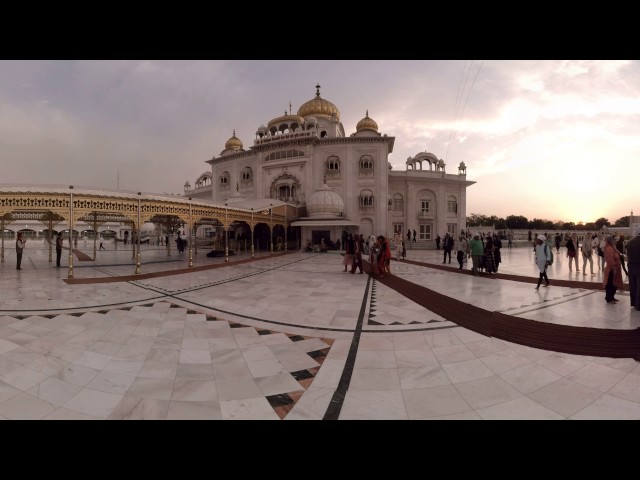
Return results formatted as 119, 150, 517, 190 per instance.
0, 245, 638, 419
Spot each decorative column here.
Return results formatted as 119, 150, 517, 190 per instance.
194, 223, 198, 255
250, 208, 255, 258
67, 186, 74, 279
284, 204, 287, 252
135, 193, 142, 274
93, 213, 97, 261
188, 198, 194, 268
166, 218, 171, 256
1, 217, 4, 263
224, 203, 229, 263
48, 214, 53, 262
270, 203, 273, 255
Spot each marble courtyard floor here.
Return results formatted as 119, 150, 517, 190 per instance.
0, 242, 638, 420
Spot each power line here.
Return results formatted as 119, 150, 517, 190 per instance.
445, 60, 484, 163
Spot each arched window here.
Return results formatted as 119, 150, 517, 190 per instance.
393, 193, 404, 211
447, 195, 457, 213
359, 189, 374, 207
220, 171, 230, 186
325, 155, 340, 174
241, 167, 252, 181
359, 155, 374, 173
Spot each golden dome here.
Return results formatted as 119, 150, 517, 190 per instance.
297, 84, 340, 121
356, 110, 378, 132
224, 130, 243, 151
267, 112, 305, 128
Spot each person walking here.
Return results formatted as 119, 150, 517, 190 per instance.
566, 233, 580, 272
99, 235, 105, 251
616, 234, 629, 277
626, 225, 640, 311
412, 229, 417, 243
455, 234, 468, 271
534, 234, 551, 289
350, 234, 364, 274
393, 232, 401, 260
603, 235, 623, 304
15, 232, 26, 270
435, 235, 441, 250
469, 232, 484, 276
343, 233, 354, 272
555, 233, 562, 254
596, 233, 606, 271
56, 233, 64, 267
442, 233, 453, 264
581, 232, 595, 275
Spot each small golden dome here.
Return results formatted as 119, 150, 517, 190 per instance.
267, 112, 305, 129
297, 84, 340, 121
224, 130, 243, 151
356, 110, 378, 132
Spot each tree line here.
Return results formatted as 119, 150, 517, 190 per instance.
466, 214, 631, 231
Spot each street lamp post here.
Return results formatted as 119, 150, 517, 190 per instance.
1, 218, 4, 263
68, 185, 74, 279
270, 203, 273, 255
250, 207, 255, 258
188, 197, 194, 267
135, 192, 142, 274
224, 203, 229, 263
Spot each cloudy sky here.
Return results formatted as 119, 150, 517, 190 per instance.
1, 60, 638, 224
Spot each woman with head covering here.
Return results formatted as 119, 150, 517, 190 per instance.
534, 234, 551, 289
566, 233, 579, 272
603, 235, 623, 303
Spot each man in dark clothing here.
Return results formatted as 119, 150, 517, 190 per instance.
56, 233, 64, 267
442, 233, 453, 263
436, 235, 441, 250
412, 229, 417, 242
626, 226, 640, 311
350, 234, 364, 274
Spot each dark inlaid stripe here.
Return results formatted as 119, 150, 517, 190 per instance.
323, 275, 372, 420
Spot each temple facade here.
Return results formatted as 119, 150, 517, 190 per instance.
184, 84, 475, 246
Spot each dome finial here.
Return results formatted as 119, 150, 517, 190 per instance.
366, 109, 369, 117
232, 129, 236, 137
236, 182, 239, 192
289, 101, 292, 115
323, 174, 327, 184
315, 83, 321, 98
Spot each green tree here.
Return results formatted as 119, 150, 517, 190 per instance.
594, 217, 610, 230
614, 216, 630, 227
505, 215, 529, 229
562, 221, 576, 230
467, 213, 488, 226
531, 218, 546, 229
